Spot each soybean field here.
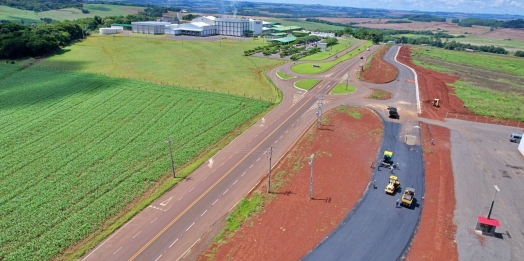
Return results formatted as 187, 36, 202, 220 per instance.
0, 64, 271, 261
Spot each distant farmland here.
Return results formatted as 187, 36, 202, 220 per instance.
0, 65, 271, 261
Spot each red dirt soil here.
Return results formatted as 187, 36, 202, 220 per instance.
199, 106, 382, 260
406, 123, 457, 261
361, 45, 398, 84
396, 46, 472, 121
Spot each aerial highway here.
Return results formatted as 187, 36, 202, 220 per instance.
82, 41, 379, 261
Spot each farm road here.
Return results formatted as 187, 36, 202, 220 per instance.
420, 118, 524, 261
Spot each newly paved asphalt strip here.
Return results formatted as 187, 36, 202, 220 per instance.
303, 45, 426, 261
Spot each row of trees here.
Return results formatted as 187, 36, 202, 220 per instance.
0, 21, 83, 59
0, 0, 82, 12
458, 18, 524, 28
402, 14, 446, 22
388, 36, 508, 54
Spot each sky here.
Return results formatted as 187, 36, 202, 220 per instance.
244, 0, 524, 15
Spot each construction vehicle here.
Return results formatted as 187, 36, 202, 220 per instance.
401, 187, 415, 207
379, 151, 393, 168
385, 175, 400, 194
387, 106, 399, 119
432, 99, 440, 107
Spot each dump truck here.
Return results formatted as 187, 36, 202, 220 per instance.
385, 175, 400, 194
388, 106, 399, 119
379, 151, 393, 168
401, 187, 415, 207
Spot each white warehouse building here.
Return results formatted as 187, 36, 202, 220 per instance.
164, 22, 217, 36
132, 22, 171, 34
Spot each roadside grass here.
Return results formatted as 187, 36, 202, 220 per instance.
36, 35, 284, 100
0, 4, 144, 23
330, 82, 356, 94
451, 36, 524, 51
367, 89, 391, 100
276, 70, 294, 80
264, 18, 345, 31
295, 79, 320, 90
411, 47, 524, 121
290, 41, 373, 74
411, 47, 524, 76
300, 38, 358, 61
214, 193, 265, 243
336, 106, 361, 119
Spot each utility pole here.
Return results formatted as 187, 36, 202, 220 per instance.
166, 137, 175, 178
267, 146, 274, 193
315, 94, 324, 128
487, 185, 500, 219
345, 71, 350, 90
309, 154, 314, 199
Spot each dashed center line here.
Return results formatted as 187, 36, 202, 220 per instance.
201, 210, 207, 217
178, 197, 183, 201
151, 218, 157, 223
223, 189, 229, 195
256, 158, 260, 162
186, 222, 195, 231
212, 199, 218, 205
188, 187, 194, 193
241, 172, 246, 177
169, 238, 178, 248
154, 254, 162, 261
233, 180, 238, 185
132, 231, 141, 239
113, 246, 123, 255
249, 164, 253, 168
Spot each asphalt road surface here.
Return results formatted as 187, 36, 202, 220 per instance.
81, 41, 379, 261
303, 45, 425, 261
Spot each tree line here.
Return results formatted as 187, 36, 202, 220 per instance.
0, 0, 82, 12
387, 35, 509, 55
458, 18, 524, 28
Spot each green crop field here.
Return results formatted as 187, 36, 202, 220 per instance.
265, 18, 345, 31
411, 47, 524, 121
36, 35, 283, 100
0, 4, 144, 23
300, 38, 358, 61
294, 79, 320, 90
291, 41, 373, 74
0, 64, 271, 261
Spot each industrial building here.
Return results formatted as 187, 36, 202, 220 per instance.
164, 22, 217, 36
131, 22, 171, 34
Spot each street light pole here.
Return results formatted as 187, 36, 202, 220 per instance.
345, 71, 350, 90
309, 154, 314, 199
166, 137, 175, 178
487, 185, 500, 219
267, 146, 274, 193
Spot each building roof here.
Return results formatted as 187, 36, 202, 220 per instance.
478, 216, 500, 227
131, 21, 171, 26
271, 25, 302, 32
268, 36, 297, 43
192, 22, 211, 27
270, 32, 287, 36
111, 23, 132, 28
215, 18, 249, 22
262, 21, 272, 25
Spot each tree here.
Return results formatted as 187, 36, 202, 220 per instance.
369, 30, 383, 44
324, 37, 338, 47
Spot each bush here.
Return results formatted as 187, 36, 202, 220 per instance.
515, 50, 524, 57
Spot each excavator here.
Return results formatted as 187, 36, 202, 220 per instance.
385, 175, 400, 194
432, 98, 440, 107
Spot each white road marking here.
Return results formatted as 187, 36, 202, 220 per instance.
151, 218, 157, 223
189, 187, 194, 193
202, 176, 207, 181
186, 222, 195, 231
81, 214, 134, 260
154, 255, 162, 261
256, 157, 260, 162
223, 189, 229, 195
241, 172, 246, 177
133, 231, 141, 239
160, 196, 172, 206
233, 180, 238, 185
201, 210, 207, 217
169, 238, 178, 248
212, 199, 218, 205
285, 130, 288, 133
164, 206, 171, 211
250, 164, 253, 168
113, 246, 123, 255
178, 196, 183, 201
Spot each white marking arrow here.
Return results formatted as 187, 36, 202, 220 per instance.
208, 158, 214, 168
160, 196, 172, 206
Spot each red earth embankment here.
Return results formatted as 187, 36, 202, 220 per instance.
360, 45, 398, 84
406, 123, 457, 261
199, 106, 383, 260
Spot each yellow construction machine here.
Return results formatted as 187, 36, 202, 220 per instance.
401, 187, 415, 207
385, 175, 400, 194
